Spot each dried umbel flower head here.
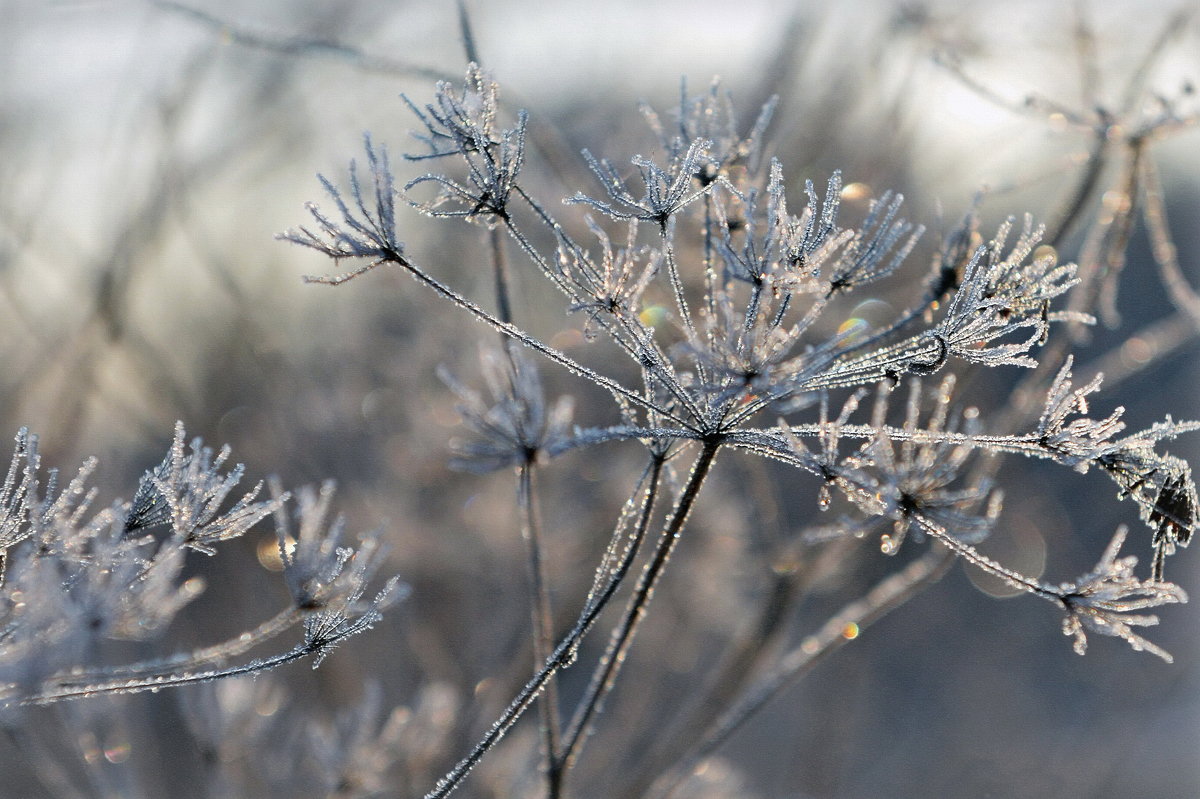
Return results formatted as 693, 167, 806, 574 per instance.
0, 424, 403, 712
284, 62, 1197, 798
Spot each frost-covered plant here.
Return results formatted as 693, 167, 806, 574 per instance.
0, 423, 403, 712
282, 63, 1197, 798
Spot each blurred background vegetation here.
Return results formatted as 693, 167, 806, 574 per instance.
2, 1, 1198, 796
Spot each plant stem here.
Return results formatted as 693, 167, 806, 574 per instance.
424, 456, 667, 799
517, 462, 563, 797
394, 255, 694, 430
559, 440, 721, 776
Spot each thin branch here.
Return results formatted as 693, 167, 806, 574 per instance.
558, 442, 721, 777
517, 463, 563, 796
424, 456, 667, 799
154, 2, 456, 81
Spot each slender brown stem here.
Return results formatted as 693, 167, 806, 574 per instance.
425, 456, 667, 799
517, 463, 563, 797
1138, 154, 1200, 326
618, 566, 802, 799
559, 441, 721, 776
38, 606, 304, 689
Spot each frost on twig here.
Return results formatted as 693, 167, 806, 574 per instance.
1034, 355, 1125, 469
277, 134, 405, 284
0, 424, 403, 711
559, 217, 660, 342
127, 421, 285, 555
1058, 526, 1186, 662
640, 76, 778, 182
1030, 358, 1197, 578
272, 480, 402, 621
403, 62, 502, 160
932, 216, 1087, 369
568, 137, 717, 226
401, 63, 528, 224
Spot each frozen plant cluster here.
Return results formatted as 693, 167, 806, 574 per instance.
280, 63, 1198, 797
0, 423, 402, 709
3, 4, 1198, 795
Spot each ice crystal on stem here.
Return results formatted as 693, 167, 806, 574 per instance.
130, 421, 284, 555
569, 137, 717, 226
403, 62, 503, 160
559, 218, 660, 341
640, 77, 778, 182
1058, 526, 1186, 662
1035, 356, 1125, 468
278, 134, 404, 283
